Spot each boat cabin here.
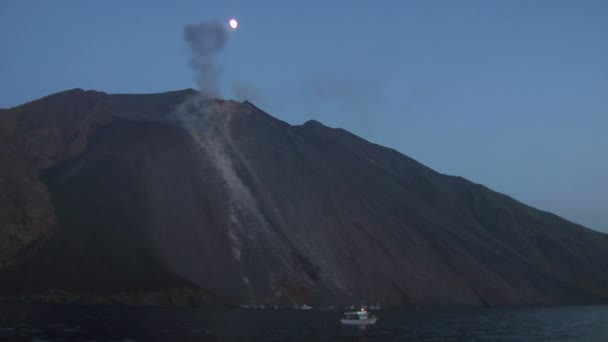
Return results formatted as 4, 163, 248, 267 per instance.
344, 308, 370, 320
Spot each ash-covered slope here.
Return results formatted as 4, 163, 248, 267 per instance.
0, 89, 607, 307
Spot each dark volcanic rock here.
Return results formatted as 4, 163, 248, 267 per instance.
0, 89, 607, 307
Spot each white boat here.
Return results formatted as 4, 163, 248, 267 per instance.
340, 308, 378, 325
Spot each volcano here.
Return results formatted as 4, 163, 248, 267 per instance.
1, 89, 607, 307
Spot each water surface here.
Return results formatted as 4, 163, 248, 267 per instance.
1, 302, 607, 341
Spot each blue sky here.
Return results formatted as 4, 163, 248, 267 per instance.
1, 0, 607, 232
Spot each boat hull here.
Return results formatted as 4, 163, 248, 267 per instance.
340, 318, 378, 325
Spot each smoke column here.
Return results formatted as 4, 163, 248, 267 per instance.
183, 22, 229, 98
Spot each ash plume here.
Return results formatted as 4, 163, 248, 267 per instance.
183, 22, 229, 99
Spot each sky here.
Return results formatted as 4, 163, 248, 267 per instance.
1, 0, 607, 232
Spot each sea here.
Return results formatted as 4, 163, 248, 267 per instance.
1, 302, 607, 341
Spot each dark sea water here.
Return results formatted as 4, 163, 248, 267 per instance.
1, 303, 607, 341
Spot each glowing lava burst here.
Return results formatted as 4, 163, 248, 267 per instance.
229, 18, 238, 30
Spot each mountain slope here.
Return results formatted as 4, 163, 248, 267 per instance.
0, 89, 607, 307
